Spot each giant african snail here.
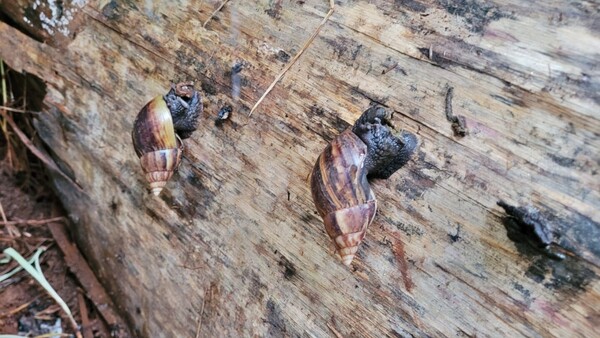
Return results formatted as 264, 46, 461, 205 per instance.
132, 82, 203, 195
310, 106, 418, 266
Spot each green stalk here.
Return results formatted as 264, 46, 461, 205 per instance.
1, 248, 80, 335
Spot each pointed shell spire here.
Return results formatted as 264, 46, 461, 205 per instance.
310, 106, 417, 267
132, 96, 183, 195
311, 130, 376, 266
132, 81, 202, 195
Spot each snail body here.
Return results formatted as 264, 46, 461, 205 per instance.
310, 106, 417, 266
132, 82, 202, 195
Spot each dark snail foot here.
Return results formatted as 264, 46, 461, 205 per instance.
352, 105, 417, 179
177, 130, 194, 139
164, 83, 203, 139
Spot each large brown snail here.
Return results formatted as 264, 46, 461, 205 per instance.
310, 105, 418, 266
132, 82, 203, 195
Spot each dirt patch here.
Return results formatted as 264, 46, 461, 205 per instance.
0, 62, 131, 337
0, 167, 111, 337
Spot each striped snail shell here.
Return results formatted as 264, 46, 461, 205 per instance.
310, 105, 417, 266
132, 82, 203, 195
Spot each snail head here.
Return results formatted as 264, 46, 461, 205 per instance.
352, 105, 418, 179
164, 81, 203, 139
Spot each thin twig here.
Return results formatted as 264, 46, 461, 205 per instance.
0, 58, 12, 170
0, 298, 36, 318
1, 59, 7, 105
0, 201, 7, 224
78, 291, 94, 338
248, 0, 336, 117
203, 0, 231, 28
327, 323, 344, 338
0, 201, 20, 238
381, 62, 398, 75
47, 217, 132, 337
0, 105, 36, 113
444, 86, 467, 137
34, 304, 61, 318
0, 216, 65, 226
0, 111, 82, 189
0, 236, 53, 243
195, 289, 207, 338
444, 86, 454, 121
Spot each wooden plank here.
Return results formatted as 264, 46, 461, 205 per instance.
0, 0, 598, 337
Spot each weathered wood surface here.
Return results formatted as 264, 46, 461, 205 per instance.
1, 0, 599, 337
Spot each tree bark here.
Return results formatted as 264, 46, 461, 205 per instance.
0, 0, 598, 337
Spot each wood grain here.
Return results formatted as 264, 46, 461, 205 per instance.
0, 0, 598, 337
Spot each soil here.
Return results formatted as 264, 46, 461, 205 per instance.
0, 61, 130, 338
0, 167, 114, 337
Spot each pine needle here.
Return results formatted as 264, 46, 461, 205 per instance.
203, 0, 231, 28
0, 201, 20, 238
0, 106, 36, 113
0, 59, 12, 170
0, 216, 65, 226
248, 0, 335, 117
0, 111, 82, 190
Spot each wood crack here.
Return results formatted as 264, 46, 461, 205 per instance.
330, 18, 593, 113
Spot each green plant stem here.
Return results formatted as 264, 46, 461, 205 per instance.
1, 248, 81, 337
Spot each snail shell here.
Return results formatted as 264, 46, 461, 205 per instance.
311, 130, 377, 266
310, 106, 417, 266
132, 96, 183, 195
132, 82, 202, 195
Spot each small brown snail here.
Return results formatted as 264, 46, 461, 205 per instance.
132, 82, 203, 195
310, 106, 417, 266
